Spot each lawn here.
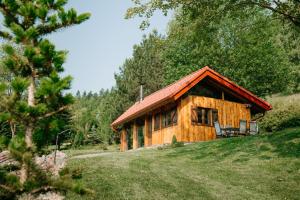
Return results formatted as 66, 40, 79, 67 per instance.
65, 127, 300, 200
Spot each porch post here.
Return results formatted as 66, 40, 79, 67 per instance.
144, 116, 149, 147
133, 121, 138, 149
121, 127, 127, 152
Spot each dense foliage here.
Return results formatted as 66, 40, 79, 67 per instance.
70, 89, 122, 146
259, 94, 300, 131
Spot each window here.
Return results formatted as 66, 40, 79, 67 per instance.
171, 108, 178, 125
212, 109, 218, 123
161, 107, 178, 128
147, 117, 152, 133
191, 107, 218, 126
154, 113, 160, 131
162, 112, 167, 128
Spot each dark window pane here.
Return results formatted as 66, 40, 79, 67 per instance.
171, 108, 178, 124
147, 117, 152, 133
197, 108, 203, 124
161, 112, 166, 128
166, 111, 172, 126
154, 113, 160, 131
212, 109, 218, 122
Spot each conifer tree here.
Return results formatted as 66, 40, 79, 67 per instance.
0, 0, 90, 184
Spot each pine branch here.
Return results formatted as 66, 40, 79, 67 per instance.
0, 30, 12, 40
38, 105, 69, 120
0, 3, 25, 29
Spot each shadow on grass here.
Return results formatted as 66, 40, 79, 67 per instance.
165, 127, 300, 161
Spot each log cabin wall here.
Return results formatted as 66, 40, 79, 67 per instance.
178, 95, 251, 142
151, 106, 179, 145
120, 95, 251, 151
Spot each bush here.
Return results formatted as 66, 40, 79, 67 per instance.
0, 135, 9, 151
59, 167, 83, 180
171, 135, 184, 148
259, 94, 300, 132
71, 167, 83, 179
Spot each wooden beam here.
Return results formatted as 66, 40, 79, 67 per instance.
120, 128, 127, 152
144, 116, 149, 147
132, 121, 138, 149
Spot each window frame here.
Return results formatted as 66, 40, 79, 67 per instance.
154, 113, 161, 131
191, 106, 218, 127
154, 107, 178, 131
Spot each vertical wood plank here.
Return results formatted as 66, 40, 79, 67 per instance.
144, 116, 149, 147
132, 121, 138, 149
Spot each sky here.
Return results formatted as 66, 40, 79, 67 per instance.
47, 0, 172, 94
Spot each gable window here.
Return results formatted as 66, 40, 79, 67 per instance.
191, 107, 218, 126
154, 113, 161, 131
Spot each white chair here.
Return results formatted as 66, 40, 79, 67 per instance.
249, 121, 258, 135
239, 120, 247, 135
214, 121, 225, 137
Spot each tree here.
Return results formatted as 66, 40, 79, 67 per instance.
163, 6, 293, 97
0, 0, 90, 185
115, 31, 165, 107
126, 0, 300, 29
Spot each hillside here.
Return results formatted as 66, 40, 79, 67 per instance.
65, 127, 300, 200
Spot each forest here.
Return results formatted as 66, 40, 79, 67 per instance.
0, 0, 299, 199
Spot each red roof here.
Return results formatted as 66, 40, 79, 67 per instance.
111, 66, 272, 128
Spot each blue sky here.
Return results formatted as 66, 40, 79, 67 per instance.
48, 0, 172, 93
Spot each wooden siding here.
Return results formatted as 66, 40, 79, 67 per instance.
144, 116, 151, 147
178, 95, 251, 142
121, 95, 251, 150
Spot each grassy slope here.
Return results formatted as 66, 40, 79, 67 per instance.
65, 127, 300, 200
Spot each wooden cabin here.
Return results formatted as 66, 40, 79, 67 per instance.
111, 66, 272, 151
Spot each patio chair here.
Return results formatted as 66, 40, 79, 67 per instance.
239, 120, 247, 135
249, 121, 258, 135
214, 121, 225, 137
225, 124, 234, 137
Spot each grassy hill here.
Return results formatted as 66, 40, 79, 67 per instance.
65, 127, 300, 200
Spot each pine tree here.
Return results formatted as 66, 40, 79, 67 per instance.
0, 0, 90, 184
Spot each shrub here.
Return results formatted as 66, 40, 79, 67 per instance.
59, 167, 82, 179
71, 167, 83, 179
259, 94, 300, 132
171, 135, 177, 145
0, 135, 9, 151
171, 135, 184, 148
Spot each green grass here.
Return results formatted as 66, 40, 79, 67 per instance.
63, 144, 119, 157
65, 128, 300, 200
